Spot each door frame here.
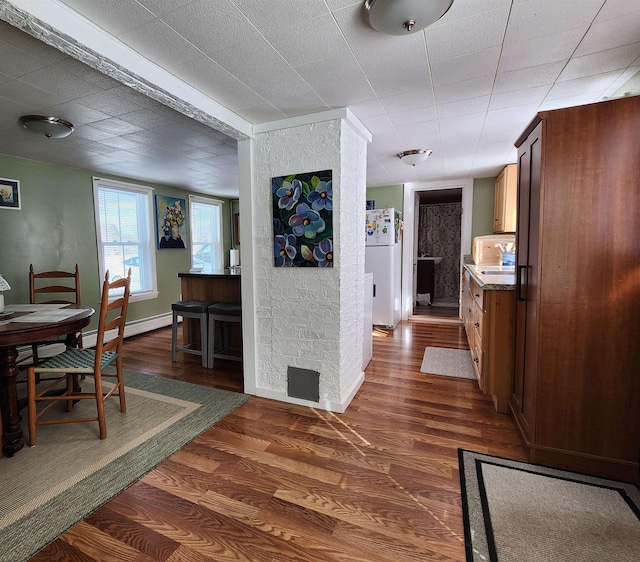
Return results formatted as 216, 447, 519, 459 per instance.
401, 179, 473, 320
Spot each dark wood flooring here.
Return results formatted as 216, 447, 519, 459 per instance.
31, 321, 526, 561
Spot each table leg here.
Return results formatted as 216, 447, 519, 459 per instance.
0, 346, 25, 457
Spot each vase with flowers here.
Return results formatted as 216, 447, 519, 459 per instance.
159, 199, 186, 248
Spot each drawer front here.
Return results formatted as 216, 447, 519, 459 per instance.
471, 340, 483, 386
470, 278, 485, 310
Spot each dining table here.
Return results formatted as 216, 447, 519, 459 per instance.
0, 303, 94, 457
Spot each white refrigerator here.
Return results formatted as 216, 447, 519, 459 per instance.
365, 208, 402, 329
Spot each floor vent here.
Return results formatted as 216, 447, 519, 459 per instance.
287, 366, 320, 402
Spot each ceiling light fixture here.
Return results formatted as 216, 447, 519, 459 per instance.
398, 149, 433, 166
19, 115, 74, 139
364, 0, 454, 35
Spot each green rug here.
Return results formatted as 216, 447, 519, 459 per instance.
0, 370, 249, 562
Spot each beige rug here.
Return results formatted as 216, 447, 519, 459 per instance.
0, 370, 249, 562
420, 346, 476, 379
459, 449, 640, 561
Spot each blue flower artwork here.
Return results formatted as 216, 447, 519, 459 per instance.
272, 170, 333, 267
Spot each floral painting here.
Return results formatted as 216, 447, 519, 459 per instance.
272, 170, 333, 267
0, 178, 20, 210
155, 195, 187, 249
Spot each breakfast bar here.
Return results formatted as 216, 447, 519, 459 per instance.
177, 272, 242, 358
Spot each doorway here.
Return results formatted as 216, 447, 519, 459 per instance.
413, 188, 462, 318
400, 179, 473, 323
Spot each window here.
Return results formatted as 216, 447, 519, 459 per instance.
93, 177, 158, 301
189, 196, 223, 273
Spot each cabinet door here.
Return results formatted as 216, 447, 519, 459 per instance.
512, 121, 543, 439
493, 168, 507, 233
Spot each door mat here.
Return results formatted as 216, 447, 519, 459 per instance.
458, 449, 640, 561
420, 346, 476, 379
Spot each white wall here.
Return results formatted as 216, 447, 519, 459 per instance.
241, 113, 370, 412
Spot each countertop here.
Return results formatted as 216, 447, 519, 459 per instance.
463, 256, 514, 290
178, 270, 241, 279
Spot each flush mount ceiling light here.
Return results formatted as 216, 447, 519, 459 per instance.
364, 0, 454, 35
398, 149, 433, 166
19, 115, 74, 139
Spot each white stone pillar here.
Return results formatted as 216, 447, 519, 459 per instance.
240, 110, 370, 412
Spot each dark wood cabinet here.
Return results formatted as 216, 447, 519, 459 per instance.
510, 96, 640, 483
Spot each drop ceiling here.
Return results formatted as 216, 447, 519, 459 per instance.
0, 0, 639, 198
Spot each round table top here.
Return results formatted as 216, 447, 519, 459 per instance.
0, 305, 94, 348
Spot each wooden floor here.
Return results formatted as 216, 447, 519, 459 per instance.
32, 321, 526, 561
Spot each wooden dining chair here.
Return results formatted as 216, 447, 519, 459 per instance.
26, 269, 131, 446
26, 264, 83, 366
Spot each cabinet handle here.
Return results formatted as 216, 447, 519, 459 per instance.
475, 293, 480, 298
516, 265, 528, 302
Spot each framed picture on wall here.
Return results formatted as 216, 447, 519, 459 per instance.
155, 195, 187, 249
0, 178, 20, 210
272, 169, 333, 267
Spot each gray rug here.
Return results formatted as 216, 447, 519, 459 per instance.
420, 346, 476, 379
459, 449, 640, 562
0, 370, 249, 562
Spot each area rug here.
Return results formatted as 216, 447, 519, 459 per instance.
458, 449, 640, 562
420, 346, 476, 379
0, 370, 249, 562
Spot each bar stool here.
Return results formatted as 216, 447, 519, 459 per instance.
171, 300, 216, 368
207, 302, 242, 368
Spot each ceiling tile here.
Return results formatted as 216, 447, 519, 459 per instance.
505, 0, 603, 43
232, 0, 330, 36
378, 89, 435, 115
367, 64, 433, 99
498, 28, 587, 72
489, 85, 550, 110
544, 70, 621, 100
118, 19, 202, 70
431, 47, 501, 86
57, 0, 156, 37
434, 75, 494, 104
559, 43, 640, 82
493, 61, 566, 93
574, 11, 640, 57
267, 14, 351, 67
426, 7, 510, 62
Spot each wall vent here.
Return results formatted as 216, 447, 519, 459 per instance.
287, 366, 320, 402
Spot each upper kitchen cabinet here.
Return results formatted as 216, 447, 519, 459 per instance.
510, 96, 640, 483
493, 164, 517, 233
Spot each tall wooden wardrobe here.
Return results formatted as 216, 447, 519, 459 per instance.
510, 96, 640, 483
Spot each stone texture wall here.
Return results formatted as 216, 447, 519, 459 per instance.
251, 117, 367, 410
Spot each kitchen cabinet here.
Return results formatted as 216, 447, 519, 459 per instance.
510, 96, 640, 483
493, 164, 517, 233
462, 268, 515, 413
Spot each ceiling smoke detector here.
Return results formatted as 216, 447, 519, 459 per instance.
364, 0, 454, 36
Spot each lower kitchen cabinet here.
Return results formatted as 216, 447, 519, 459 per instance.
463, 268, 515, 413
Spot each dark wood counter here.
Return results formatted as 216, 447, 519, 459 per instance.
177, 272, 242, 349
178, 271, 241, 303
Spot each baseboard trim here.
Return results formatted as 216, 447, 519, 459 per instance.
83, 312, 174, 348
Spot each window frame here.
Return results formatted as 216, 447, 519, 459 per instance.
93, 177, 158, 303
189, 195, 224, 273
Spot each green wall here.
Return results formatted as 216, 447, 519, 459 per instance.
365, 184, 404, 213
472, 177, 496, 240
0, 153, 233, 331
